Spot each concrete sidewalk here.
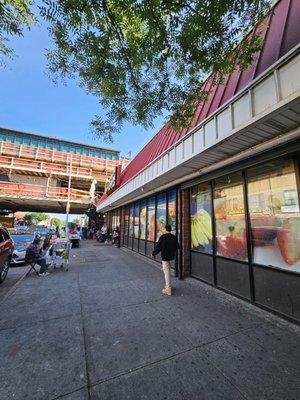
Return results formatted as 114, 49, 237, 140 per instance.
0, 264, 29, 302
0, 241, 299, 400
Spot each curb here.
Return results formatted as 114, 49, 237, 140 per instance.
2, 266, 31, 303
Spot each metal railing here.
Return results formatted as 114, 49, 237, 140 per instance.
0, 155, 95, 178
0, 181, 91, 202
0, 140, 122, 171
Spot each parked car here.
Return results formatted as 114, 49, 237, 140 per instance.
34, 226, 48, 238
14, 225, 30, 232
10, 233, 35, 266
0, 227, 14, 283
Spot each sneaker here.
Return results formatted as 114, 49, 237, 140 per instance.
39, 272, 50, 277
162, 287, 172, 296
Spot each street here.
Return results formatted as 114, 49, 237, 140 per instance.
1, 240, 299, 400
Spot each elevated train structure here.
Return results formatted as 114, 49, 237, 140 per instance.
0, 127, 128, 213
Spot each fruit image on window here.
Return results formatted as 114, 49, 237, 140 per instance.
247, 158, 300, 272
168, 190, 176, 234
216, 224, 247, 260
139, 202, 146, 240
213, 174, 248, 261
190, 183, 213, 254
191, 210, 212, 250
133, 203, 139, 238
129, 205, 134, 237
277, 218, 300, 265
124, 207, 129, 235
156, 193, 166, 241
147, 197, 155, 241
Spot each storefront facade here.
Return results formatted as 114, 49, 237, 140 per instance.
103, 143, 300, 322
119, 188, 178, 267
187, 146, 300, 320
97, 0, 300, 323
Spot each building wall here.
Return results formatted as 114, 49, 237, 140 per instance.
188, 150, 300, 322
110, 146, 300, 323
116, 188, 179, 271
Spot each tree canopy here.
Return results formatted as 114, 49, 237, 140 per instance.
24, 212, 49, 224
51, 217, 63, 227
0, 0, 35, 63
1, 0, 271, 140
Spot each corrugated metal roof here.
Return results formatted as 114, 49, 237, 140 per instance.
119, 0, 300, 187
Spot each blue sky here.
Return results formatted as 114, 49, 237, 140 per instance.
0, 23, 164, 158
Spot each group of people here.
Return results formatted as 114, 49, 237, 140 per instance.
25, 221, 179, 297
95, 224, 120, 245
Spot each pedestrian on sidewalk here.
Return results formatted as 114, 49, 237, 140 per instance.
152, 224, 180, 296
100, 224, 108, 243
25, 237, 50, 277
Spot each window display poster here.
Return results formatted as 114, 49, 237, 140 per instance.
124, 207, 129, 235
190, 184, 213, 254
147, 197, 155, 241
156, 193, 166, 241
168, 190, 176, 234
140, 201, 146, 240
129, 205, 134, 237
213, 174, 248, 261
248, 158, 300, 273
133, 203, 140, 238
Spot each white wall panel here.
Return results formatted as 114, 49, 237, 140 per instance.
157, 157, 163, 174
204, 119, 217, 148
175, 143, 183, 163
148, 164, 153, 180
193, 128, 204, 153
217, 107, 232, 140
183, 135, 193, 159
279, 54, 300, 99
253, 75, 277, 115
233, 94, 251, 128
163, 154, 169, 171
169, 148, 176, 167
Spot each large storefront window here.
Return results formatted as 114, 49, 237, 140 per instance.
147, 197, 155, 241
139, 200, 147, 240
190, 183, 213, 254
247, 158, 300, 272
167, 190, 176, 234
156, 193, 166, 241
214, 173, 248, 261
133, 203, 140, 238
129, 204, 134, 237
124, 206, 129, 235
111, 210, 120, 229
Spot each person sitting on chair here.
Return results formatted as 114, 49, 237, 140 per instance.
25, 237, 49, 277
43, 233, 51, 250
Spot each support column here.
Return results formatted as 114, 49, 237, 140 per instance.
180, 188, 191, 278
45, 177, 51, 196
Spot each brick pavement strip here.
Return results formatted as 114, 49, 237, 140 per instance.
0, 241, 299, 400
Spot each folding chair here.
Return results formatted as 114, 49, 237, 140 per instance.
26, 260, 40, 276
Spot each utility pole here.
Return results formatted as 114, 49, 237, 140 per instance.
65, 154, 72, 235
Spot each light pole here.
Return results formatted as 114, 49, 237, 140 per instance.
65, 154, 72, 235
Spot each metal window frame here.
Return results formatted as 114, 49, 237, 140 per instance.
189, 150, 300, 309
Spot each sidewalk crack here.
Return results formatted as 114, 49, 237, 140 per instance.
77, 271, 92, 400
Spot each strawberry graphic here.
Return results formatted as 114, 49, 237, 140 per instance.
277, 218, 300, 265
217, 226, 247, 260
